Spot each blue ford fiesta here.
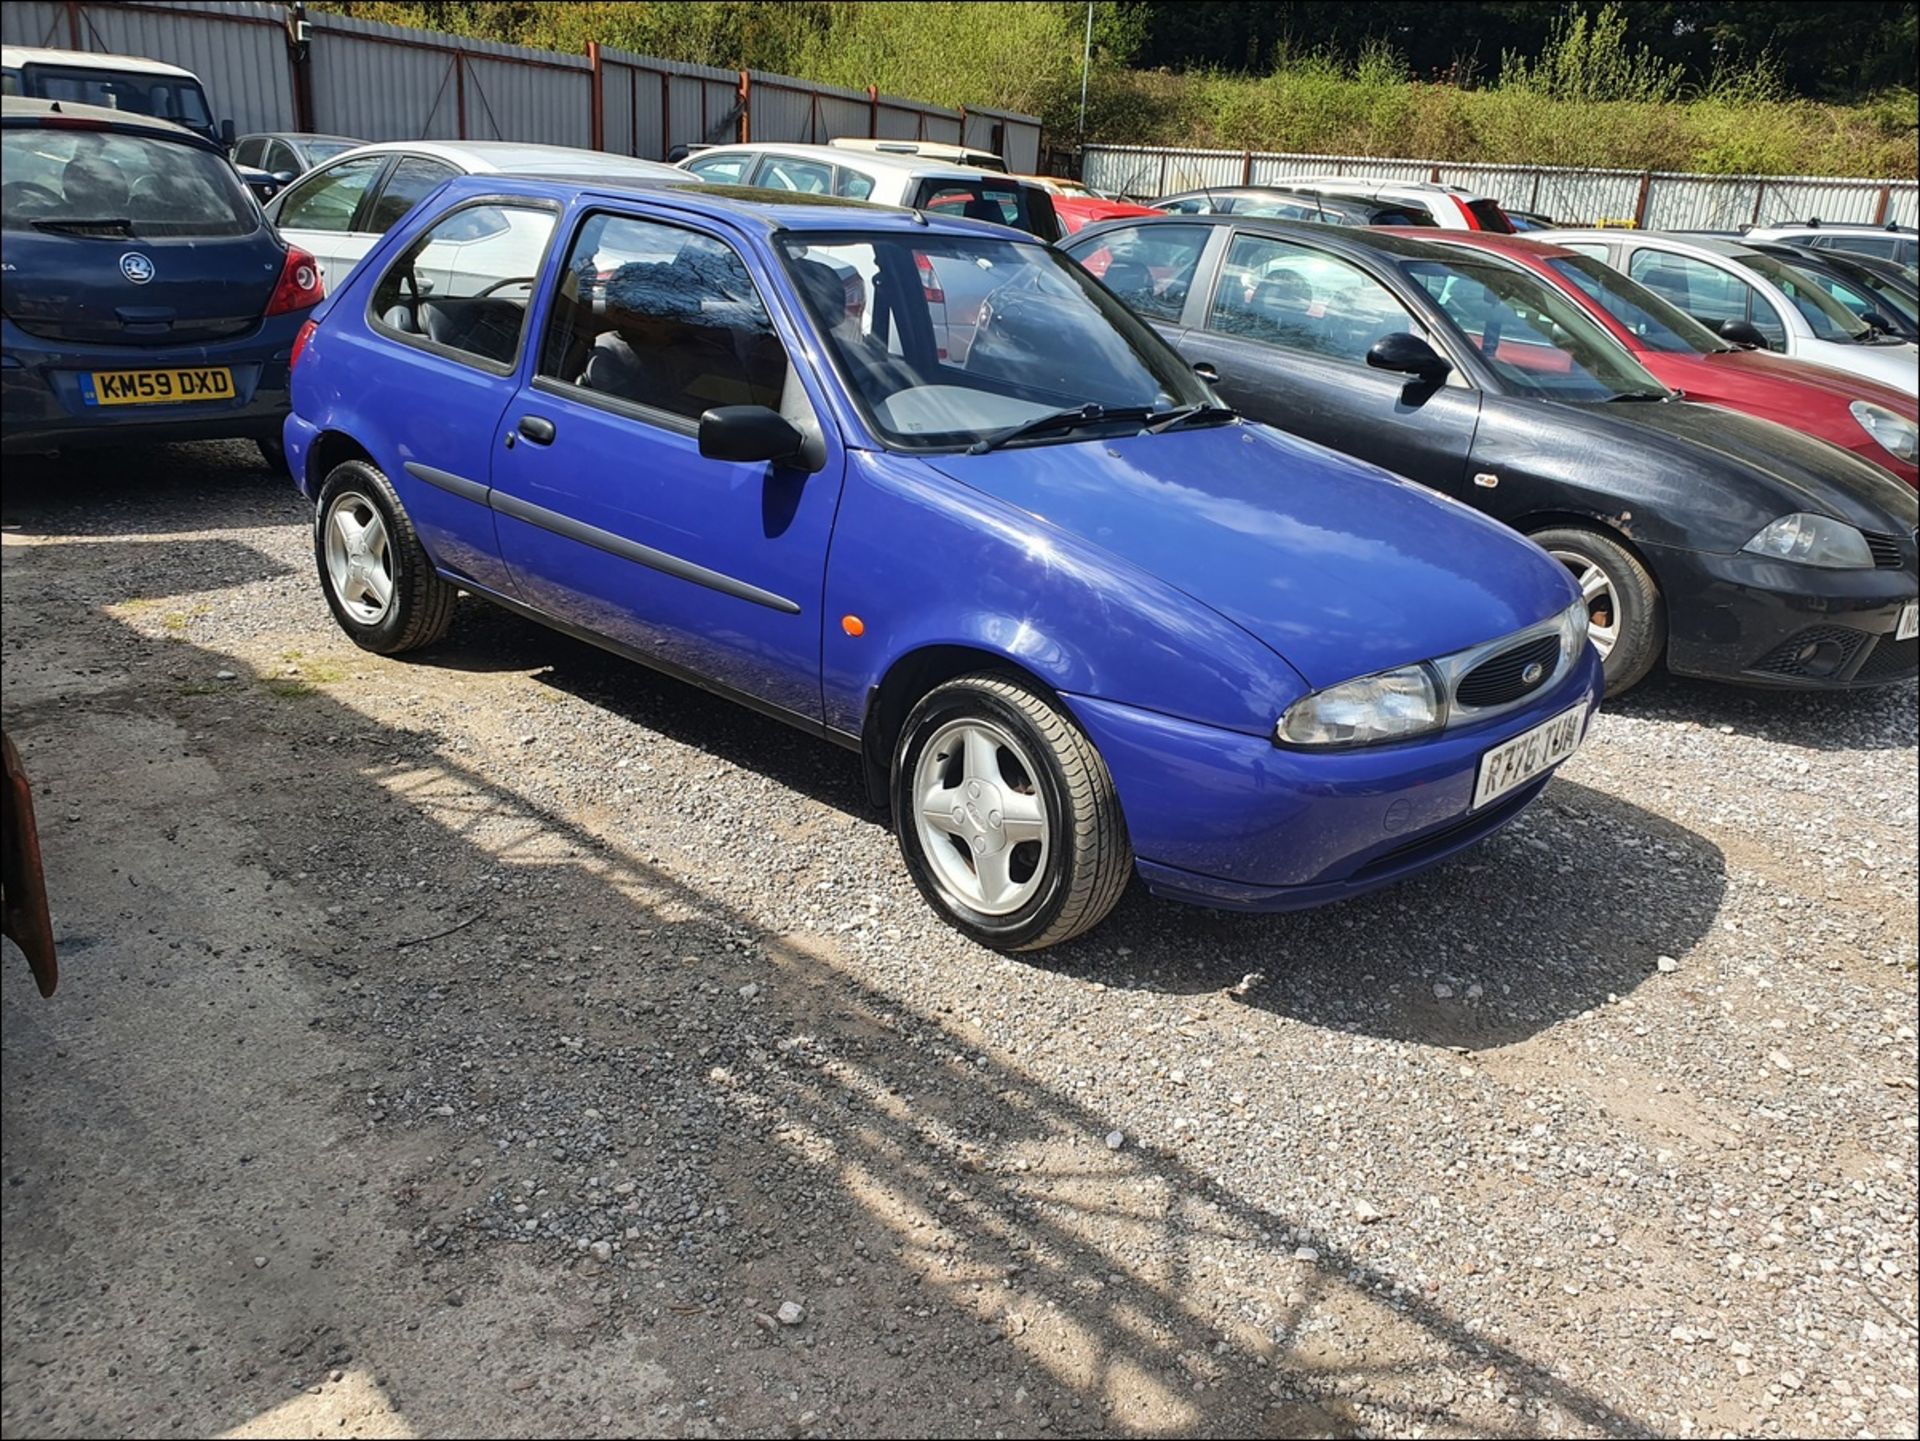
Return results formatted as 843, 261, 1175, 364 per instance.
284, 174, 1601, 949
1, 97, 322, 468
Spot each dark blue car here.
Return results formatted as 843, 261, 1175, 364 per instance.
1, 97, 323, 467
284, 174, 1602, 949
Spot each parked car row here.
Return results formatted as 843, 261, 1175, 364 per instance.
2, 109, 1912, 952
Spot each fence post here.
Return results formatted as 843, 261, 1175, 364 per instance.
63, 0, 82, 49
1873, 184, 1890, 224
1750, 178, 1766, 225
454, 49, 467, 140
867, 85, 878, 138
588, 41, 603, 151
657, 71, 668, 159
737, 70, 750, 142
287, 2, 316, 133
1633, 173, 1650, 228
1242, 150, 1252, 184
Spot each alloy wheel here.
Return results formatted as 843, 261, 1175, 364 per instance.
911, 718, 1051, 916
323, 490, 395, 626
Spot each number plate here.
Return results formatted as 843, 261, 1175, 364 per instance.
1897, 600, 1918, 643
81, 366, 236, 407
1472, 702, 1587, 810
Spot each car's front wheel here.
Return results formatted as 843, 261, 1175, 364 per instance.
1531, 524, 1664, 695
893, 672, 1131, 951
314, 459, 455, 654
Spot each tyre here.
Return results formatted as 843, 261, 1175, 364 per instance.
893, 671, 1131, 951
1530, 524, 1663, 695
256, 435, 288, 474
313, 459, 455, 655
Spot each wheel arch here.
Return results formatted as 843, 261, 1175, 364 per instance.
1514, 507, 1668, 588
305, 430, 376, 499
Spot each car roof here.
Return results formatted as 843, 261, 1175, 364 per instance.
1748, 222, 1917, 237
325, 138, 684, 178
1070, 210, 1510, 265
1281, 175, 1494, 202
242, 131, 362, 145
0, 93, 205, 142
1, 45, 198, 79
1416, 230, 1583, 261
687, 141, 1010, 183
1534, 229, 1769, 261
427, 172, 1049, 241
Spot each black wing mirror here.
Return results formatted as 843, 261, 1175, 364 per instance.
1366, 332, 1451, 384
699, 406, 808, 468
1860, 309, 1894, 333
219, 117, 237, 151
1717, 318, 1768, 348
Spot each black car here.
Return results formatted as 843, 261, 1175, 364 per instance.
1742, 239, 1919, 342
1152, 186, 1437, 228
232, 131, 362, 198
1061, 215, 1919, 694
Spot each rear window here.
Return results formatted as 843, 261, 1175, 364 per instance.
913, 179, 1057, 241
1, 126, 256, 237
1467, 200, 1515, 234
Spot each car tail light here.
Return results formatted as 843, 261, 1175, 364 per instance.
915, 251, 945, 303
289, 318, 318, 371
266, 245, 325, 317
1451, 195, 1482, 230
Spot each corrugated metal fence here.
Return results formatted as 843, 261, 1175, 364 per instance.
1083, 145, 1920, 230
1, 1, 1043, 169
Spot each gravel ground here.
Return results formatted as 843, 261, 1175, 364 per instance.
3, 441, 1916, 1439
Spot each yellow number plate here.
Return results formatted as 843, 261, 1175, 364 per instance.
83, 367, 236, 407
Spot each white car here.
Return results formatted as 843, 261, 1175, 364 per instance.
1742, 223, 1917, 270
1535, 230, 1920, 397
679, 143, 1062, 361
1260, 176, 1515, 232
828, 137, 1007, 172
261, 139, 687, 289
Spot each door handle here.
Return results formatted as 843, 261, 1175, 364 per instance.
517, 415, 555, 445
1193, 362, 1220, 383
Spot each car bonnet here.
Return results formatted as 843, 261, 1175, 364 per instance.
923, 421, 1575, 690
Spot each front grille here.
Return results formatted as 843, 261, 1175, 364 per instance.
1455, 633, 1561, 708
1854, 636, 1919, 683
1862, 530, 1908, 569
1349, 781, 1544, 881
1750, 625, 1872, 678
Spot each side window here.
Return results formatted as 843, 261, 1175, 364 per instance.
265, 140, 300, 174
759, 157, 834, 194
1627, 251, 1753, 335
834, 167, 876, 201
1157, 198, 1212, 214
1208, 233, 1420, 363
536, 212, 787, 422
275, 155, 385, 233
233, 137, 263, 167
369, 202, 557, 368
686, 154, 749, 184
1067, 221, 1209, 322
363, 156, 459, 235
1747, 296, 1790, 350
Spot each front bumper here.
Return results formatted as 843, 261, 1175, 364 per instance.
1, 314, 306, 453
1062, 646, 1603, 914
1649, 541, 1919, 688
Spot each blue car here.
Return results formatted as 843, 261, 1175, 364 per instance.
284, 174, 1602, 949
1, 97, 323, 467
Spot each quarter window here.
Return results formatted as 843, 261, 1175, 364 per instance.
685, 154, 749, 184
537, 212, 787, 422
276, 155, 385, 233
1208, 234, 1421, 363
363, 156, 459, 235
369, 203, 557, 367
1067, 221, 1209, 322
759, 157, 835, 194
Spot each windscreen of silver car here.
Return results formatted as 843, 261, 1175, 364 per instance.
1547, 255, 1726, 355
1406, 260, 1672, 401
1737, 253, 1877, 343
0, 128, 254, 237
781, 234, 1211, 449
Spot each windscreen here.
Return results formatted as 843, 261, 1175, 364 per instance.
779, 230, 1212, 450
1736, 252, 1872, 341
1, 127, 256, 237
1547, 254, 1724, 355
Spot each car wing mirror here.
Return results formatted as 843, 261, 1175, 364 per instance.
1717, 318, 1768, 348
1366, 332, 1451, 384
698, 406, 814, 470
1860, 309, 1894, 333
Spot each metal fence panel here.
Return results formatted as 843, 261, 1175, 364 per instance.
0, 3, 81, 49
310, 22, 460, 141
1531, 170, 1644, 225
750, 79, 825, 146
1644, 175, 1762, 230
462, 54, 590, 147
1755, 178, 1888, 228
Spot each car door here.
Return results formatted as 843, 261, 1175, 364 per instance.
1625, 247, 1790, 350
353, 195, 563, 594
487, 207, 846, 721
1172, 230, 1482, 492
267, 152, 390, 288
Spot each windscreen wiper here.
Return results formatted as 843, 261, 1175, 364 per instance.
31, 216, 135, 236
966, 403, 1153, 455
1142, 403, 1238, 434
1602, 389, 1672, 402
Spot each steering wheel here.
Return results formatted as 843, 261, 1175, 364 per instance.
476, 276, 537, 298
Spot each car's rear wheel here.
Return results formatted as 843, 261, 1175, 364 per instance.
893, 672, 1130, 951
1531, 524, 1663, 695
314, 459, 455, 654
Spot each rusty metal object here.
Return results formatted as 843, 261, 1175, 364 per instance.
2, 730, 57, 997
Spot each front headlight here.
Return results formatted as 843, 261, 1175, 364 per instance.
1850, 400, 1919, 464
1740, 513, 1874, 569
1558, 597, 1589, 664
1276, 663, 1444, 747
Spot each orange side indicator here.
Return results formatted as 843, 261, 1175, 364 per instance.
841, 615, 866, 637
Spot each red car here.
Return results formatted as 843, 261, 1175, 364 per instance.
1051, 195, 1161, 235
1426, 232, 1919, 487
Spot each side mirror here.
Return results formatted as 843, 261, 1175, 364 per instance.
1717, 318, 1767, 348
1860, 309, 1894, 333
220, 118, 237, 151
1193, 361, 1220, 383
272, 169, 297, 186
1366, 332, 1451, 384
699, 406, 806, 467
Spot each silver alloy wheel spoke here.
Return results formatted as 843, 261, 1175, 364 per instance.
1550, 549, 1620, 660
324, 492, 395, 627
911, 718, 1051, 918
